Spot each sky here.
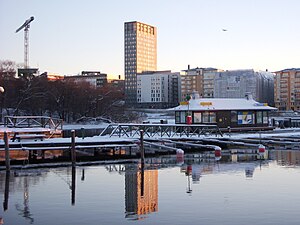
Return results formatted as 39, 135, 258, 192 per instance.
1, 0, 300, 79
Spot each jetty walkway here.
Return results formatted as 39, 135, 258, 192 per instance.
1, 116, 300, 166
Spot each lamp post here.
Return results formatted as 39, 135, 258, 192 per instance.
0, 86, 4, 123
186, 94, 191, 125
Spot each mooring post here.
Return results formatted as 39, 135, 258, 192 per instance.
71, 130, 76, 166
81, 127, 85, 140
129, 146, 132, 156
4, 132, 10, 171
140, 130, 144, 164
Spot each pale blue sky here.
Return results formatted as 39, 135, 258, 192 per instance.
1, 0, 300, 78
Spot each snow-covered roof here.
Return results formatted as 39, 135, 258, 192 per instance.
170, 97, 277, 111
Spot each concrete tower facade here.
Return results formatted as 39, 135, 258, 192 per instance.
124, 21, 157, 106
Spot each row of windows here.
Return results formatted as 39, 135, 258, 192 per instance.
137, 98, 161, 102
175, 111, 216, 124
175, 111, 269, 124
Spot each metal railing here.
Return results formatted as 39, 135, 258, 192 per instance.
4, 116, 63, 130
100, 123, 223, 138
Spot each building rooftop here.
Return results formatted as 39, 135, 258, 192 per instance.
171, 96, 277, 111
181, 67, 218, 72
275, 68, 300, 73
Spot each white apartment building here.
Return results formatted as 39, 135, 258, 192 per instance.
137, 71, 180, 108
214, 69, 274, 105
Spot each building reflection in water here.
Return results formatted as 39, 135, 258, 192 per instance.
245, 166, 255, 178
125, 164, 158, 220
275, 151, 300, 166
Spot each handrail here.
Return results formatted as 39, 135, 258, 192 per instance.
4, 116, 63, 130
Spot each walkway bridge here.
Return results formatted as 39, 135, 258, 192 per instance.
4, 116, 63, 130
100, 123, 223, 138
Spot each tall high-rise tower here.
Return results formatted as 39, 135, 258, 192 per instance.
124, 21, 157, 106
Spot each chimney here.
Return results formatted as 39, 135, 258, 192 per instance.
188, 65, 190, 70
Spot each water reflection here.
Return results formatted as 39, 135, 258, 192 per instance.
245, 166, 255, 178
125, 164, 158, 220
1, 150, 300, 224
14, 176, 34, 224
274, 151, 300, 166
71, 166, 76, 206
3, 171, 9, 211
185, 165, 192, 194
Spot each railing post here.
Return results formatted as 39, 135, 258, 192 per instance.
4, 132, 10, 171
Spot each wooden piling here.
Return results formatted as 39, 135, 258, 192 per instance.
71, 130, 76, 166
140, 130, 144, 164
4, 132, 10, 171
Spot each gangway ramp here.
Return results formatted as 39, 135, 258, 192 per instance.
100, 123, 223, 138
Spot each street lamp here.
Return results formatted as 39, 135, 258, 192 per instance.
186, 93, 192, 124
0, 87, 4, 93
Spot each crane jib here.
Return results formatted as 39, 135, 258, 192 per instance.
16, 16, 34, 33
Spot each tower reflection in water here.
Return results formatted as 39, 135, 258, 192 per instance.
125, 164, 158, 220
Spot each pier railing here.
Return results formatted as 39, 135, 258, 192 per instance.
100, 123, 223, 138
4, 116, 63, 130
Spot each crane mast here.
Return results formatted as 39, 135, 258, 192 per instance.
16, 16, 34, 69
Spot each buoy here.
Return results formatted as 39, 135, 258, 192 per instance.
176, 149, 184, 164
214, 146, 222, 157
258, 144, 265, 154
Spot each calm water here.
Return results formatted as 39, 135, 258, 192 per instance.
1, 150, 300, 225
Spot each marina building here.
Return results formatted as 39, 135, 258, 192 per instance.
274, 68, 300, 111
124, 21, 157, 106
172, 94, 277, 130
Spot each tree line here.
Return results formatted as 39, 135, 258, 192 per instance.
0, 60, 136, 123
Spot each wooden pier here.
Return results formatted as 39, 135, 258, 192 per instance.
1, 118, 300, 167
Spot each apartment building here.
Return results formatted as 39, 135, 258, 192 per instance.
180, 67, 218, 101
124, 21, 157, 106
137, 70, 180, 108
214, 69, 274, 105
274, 68, 300, 111
64, 71, 107, 88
